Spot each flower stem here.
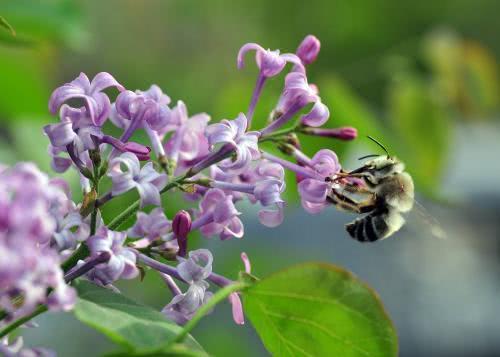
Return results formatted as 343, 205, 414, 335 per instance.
0, 305, 48, 339
259, 124, 299, 143
64, 252, 111, 283
170, 281, 250, 344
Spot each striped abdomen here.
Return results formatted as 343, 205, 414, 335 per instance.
345, 205, 406, 242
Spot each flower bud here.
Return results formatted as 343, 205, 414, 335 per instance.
123, 142, 151, 161
296, 35, 321, 65
173, 210, 192, 257
302, 126, 358, 141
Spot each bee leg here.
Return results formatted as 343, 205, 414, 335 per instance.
327, 190, 376, 214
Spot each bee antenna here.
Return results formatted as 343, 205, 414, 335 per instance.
358, 154, 379, 160
367, 136, 390, 157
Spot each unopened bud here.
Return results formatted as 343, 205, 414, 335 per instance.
123, 142, 151, 161
302, 126, 358, 141
173, 210, 192, 257
296, 35, 321, 65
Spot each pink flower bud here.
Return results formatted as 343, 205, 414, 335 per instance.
173, 210, 192, 257
302, 127, 358, 141
123, 142, 152, 160
296, 35, 321, 65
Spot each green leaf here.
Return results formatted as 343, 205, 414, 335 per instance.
105, 343, 208, 357
423, 30, 500, 118
0, 0, 87, 49
244, 263, 398, 357
0, 15, 15, 36
386, 73, 450, 197
73, 281, 205, 354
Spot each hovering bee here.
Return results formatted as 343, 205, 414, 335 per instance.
328, 137, 416, 242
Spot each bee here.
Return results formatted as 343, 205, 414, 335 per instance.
328, 137, 415, 242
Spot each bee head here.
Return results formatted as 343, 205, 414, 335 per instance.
350, 137, 405, 182
363, 155, 405, 175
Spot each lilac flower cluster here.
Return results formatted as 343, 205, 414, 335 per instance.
0, 164, 76, 319
1, 34, 361, 347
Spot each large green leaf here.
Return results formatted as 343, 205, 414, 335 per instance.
73, 281, 205, 354
244, 263, 397, 357
105, 343, 208, 357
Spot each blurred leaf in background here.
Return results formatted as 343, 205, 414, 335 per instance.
386, 70, 451, 197
423, 28, 500, 119
0, 15, 15, 36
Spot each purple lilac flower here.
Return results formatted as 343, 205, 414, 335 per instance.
261, 72, 329, 135
49, 72, 124, 126
108, 152, 168, 207
0, 163, 76, 317
238, 43, 302, 78
164, 101, 211, 170
191, 189, 244, 240
211, 160, 286, 227
237, 42, 303, 126
205, 113, 260, 172
52, 203, 89, 252
85, 226, 139, 285
128, 208, 172, 247
111, 86, 171, 157
297, 149, 341, 214
162, 249, 213, 325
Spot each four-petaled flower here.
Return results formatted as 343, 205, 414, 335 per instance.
49, 72, 124, 126
108, 152, 168, 207
278, 72, 329, 127
193, 188, 244, 240
298, 149, 341, 214
164, 100, 211, 168
162, 249, 213, 325
86, 226, 139, 285
128, 208, 172, 246
238, 43, 303, 77
206, 113, 260, 172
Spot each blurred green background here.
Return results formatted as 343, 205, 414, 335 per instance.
1, 0, 500, 356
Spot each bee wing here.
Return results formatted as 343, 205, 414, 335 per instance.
405, 195, 447, 240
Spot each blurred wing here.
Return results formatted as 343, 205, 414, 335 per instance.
407, 198, 447, 240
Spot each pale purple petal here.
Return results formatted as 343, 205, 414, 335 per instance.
89, 72, 125, 94
220, 217, 244, 240
43, 120, 76, 147
136, 182, 161, 207
177, 249, 213, 283
301, 101, 330, 127
237, 43, 265, 69
298, 179, 329, 203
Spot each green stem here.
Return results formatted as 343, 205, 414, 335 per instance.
170, 281, 250, 344
259, 124, 299, 142
61, 244, 89, 273
107, 172, 189, 231
0, 305, 48, 339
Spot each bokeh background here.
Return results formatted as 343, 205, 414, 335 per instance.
1, 0, 500, 356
